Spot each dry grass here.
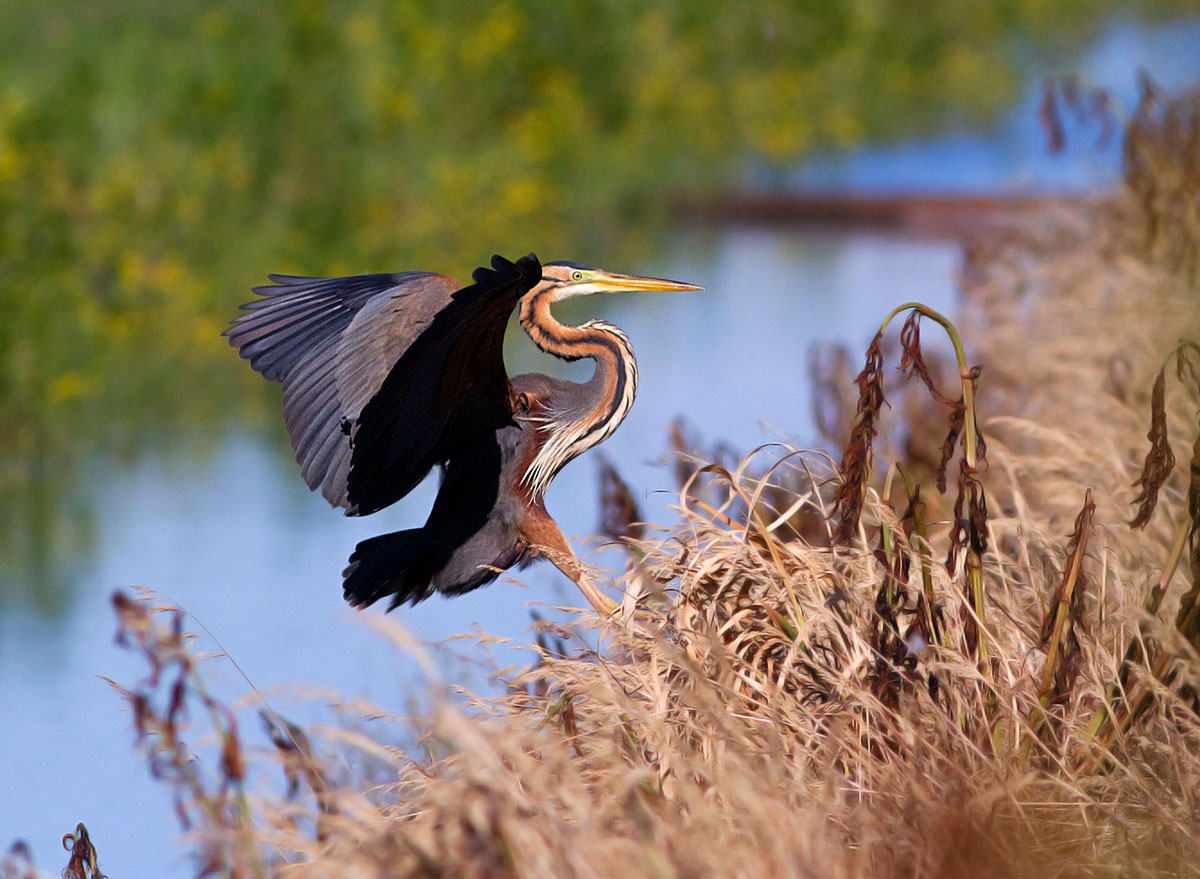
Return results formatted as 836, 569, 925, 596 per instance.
19, 80, 1200, 878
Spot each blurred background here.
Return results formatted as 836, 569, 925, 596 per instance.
2, 1, 1200, 874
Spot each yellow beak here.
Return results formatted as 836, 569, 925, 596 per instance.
589, 270, 703, 294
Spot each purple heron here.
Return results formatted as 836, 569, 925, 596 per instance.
226, 254, 699, 614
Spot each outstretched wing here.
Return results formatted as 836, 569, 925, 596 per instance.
345, 253, 542, 515
225, 270, 461, 509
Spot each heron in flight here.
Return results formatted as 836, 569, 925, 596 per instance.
226, 254, 700, 615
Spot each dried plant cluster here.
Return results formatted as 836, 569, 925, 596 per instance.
2, 824, 105, 879
14, 82, 1200, 879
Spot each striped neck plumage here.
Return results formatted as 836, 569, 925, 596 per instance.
518, 285, 639, 497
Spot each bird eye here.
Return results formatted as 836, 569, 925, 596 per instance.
570, 270, 584, 281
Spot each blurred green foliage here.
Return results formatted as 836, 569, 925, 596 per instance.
0, 0, 1192, 605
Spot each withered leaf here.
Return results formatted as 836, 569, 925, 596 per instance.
1130, 366, 1176, 529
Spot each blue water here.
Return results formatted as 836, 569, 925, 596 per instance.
3, 15, 1199, 879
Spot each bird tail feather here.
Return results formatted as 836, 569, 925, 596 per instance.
342, 528, 435, 610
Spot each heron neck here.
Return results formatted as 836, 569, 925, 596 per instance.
520, 287, 616, 362
519, 288, 636, 396
517, 286, 640, 495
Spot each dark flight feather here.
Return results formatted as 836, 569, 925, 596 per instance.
345, 253, 542, 515
225, 270, 460, 508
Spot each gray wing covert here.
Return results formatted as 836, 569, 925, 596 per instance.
225, 271, 461, 510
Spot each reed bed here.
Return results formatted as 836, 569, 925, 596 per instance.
12, 78, 1200, 879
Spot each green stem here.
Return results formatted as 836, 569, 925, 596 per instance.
877, 301, 979, 468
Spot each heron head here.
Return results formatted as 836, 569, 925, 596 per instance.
540, 261, 702, 301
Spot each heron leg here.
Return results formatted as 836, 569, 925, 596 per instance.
522, 514, 619, 616
556, 556, 621, 618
